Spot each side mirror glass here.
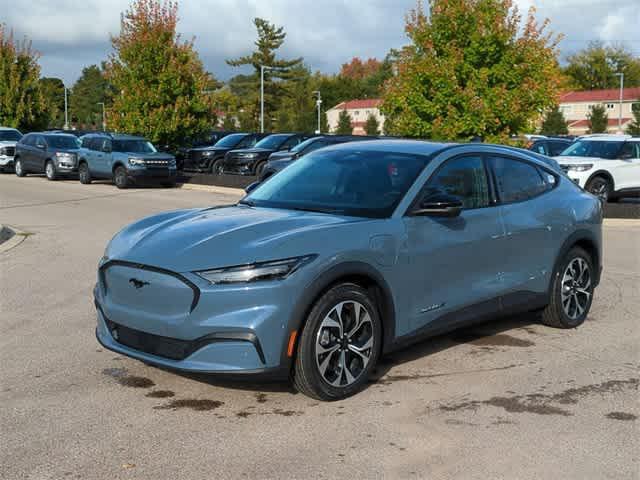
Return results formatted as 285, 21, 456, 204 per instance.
245, 181, 260, 194
412, 194, 463, 217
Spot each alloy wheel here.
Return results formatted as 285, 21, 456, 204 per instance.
588, 178, 609, 202
45, 162, 55, 180
561, 257, 591, 320
15, 160, 22, 176
315, 300, 374, 387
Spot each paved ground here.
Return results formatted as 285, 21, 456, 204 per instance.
1, 174, 638, 480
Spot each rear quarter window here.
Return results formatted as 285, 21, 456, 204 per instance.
490, 156, 549, 203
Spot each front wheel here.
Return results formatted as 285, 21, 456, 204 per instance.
14, 158, 26, 177
113, 166, 129, 189
45, 161, 58, 181
210, 159, 224, 176
585, 176, 611, 203
78, 162, 92, 184
293, 283, 381, 400
541, 246, 594, 329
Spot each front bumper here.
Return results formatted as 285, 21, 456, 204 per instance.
127, 167, 177, 183
93, 261, 301, 377
0, 155, 14, 168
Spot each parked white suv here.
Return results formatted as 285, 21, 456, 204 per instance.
556, 134, 640, 202
0, 127, 23, 173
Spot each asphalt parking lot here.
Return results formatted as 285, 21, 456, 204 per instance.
1, 175, 638, 480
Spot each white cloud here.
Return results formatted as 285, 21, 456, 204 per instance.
1, 0, 638, 84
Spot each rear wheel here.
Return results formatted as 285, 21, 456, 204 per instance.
541, 246, 594, 329
293, 283, 381, 400
45, 161, 58, 181
78, 162, 92, 184
14, 158, 26, 177
585, 176, 611, 203
113, 166, 129, 189
255, 161, 267, 177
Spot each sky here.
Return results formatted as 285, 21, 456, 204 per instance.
2, 0, 639, 86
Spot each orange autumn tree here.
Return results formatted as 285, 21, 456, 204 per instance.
105, 0, 213, 149
382, 0, 563, 141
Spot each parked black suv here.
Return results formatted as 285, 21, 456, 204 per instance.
222, 133, 310, 176
259, 135, 379, 181
174, 130, 233, 170
182, 133, 267, 173
14, 133, 81, 180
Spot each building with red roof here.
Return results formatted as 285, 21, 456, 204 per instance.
559, 87, 639, 135
326, 99, 385, 135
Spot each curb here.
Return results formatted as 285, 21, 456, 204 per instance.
0, 224, 27, 254
177, 183, 245, 196
603, 218, 640, 227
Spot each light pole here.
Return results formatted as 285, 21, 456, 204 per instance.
64, 86, 69, 130
312, 90, 322, 134
260, 65, 276, 133
97, 102, 106, 131
614, 72, 624, 133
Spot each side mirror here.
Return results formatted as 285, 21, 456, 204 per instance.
245, 181, 260, 194
412, 194, 463, 217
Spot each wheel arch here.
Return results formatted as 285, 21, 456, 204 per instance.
585, 170, 615, 191
553, 230, 601, 291
112, 161, 126, 173
284, 261, 397, 369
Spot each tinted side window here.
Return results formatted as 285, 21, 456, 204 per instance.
533, 141, 548, 155
490, 156, 547, 203
549, 141, 569, 156
21, 134, 33, 146
35, 136, 47, 148
238, 136, 257, 148
422, 156, 490, 209
303, 139, 329, 154
281, 136, 300, 150
619, 142, 639, 159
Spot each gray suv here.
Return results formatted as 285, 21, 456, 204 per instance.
78, 134, 177, 188
14, 133, 81, 180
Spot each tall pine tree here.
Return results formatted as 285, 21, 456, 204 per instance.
626, 104, 640, 136
540, 106, 568, 135
364, 113, 380, 135
226, 18, 302, 131
335, 110, 353, 134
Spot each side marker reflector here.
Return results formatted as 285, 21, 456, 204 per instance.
287, 330, 298, 357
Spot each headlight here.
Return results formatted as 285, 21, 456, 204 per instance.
195, 255, 316, 285
564, 164, 593, 172
0, 147, 7, 155
129, 157, 145, 166
240, 153, 258, 159
201, 151, 215, 157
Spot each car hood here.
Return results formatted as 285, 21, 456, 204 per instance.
0, 140, 18, 147
191, 146, 231, 153
555, 156, 609, 165
268, 151, 295, 162
105, 205, 364, 272
122, 151, 174, 159
227, 148, 274, 156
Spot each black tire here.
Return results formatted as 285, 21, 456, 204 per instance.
293, 283, 382, 401
45, 160, 58, 181
541, 246, 594, 329
14, 158, 26, 177
254, 161, 267, 177
585, 176, 612, 203
78, 162, 92, 184
113, 166, 129, 189
209, 159, 224, 175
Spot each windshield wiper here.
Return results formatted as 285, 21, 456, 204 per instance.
286, 206, 345, 215
238, 199, 256, 207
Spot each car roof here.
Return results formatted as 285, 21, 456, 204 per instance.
42, 133, 79, 139
85, 133, 146, 141
0, 126, 21, 131
322, 139, 455, 156
577, 134, 632, 141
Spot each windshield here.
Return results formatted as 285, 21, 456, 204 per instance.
214, 133, 247, 148
290, 137, 320, 154
243, 149, 429, 218
46, 135, 80, 149
0, 130, 22, 142
560, 140, 623, 159
113, 140, 157, 153
254, 134, 291, 150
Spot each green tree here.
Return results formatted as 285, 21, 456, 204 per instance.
38, 77, 65, 128
70, 64, 109, 128
540, 106, 568, 135
587, 104, 608, 133
335, 109, 353, 134
625, 103, 640, 136
105, 0, 212, 149
381, 0, 562, 141
275, 65, 318, 132
564, 42, 640, 90
226, 18, 303, 131
0, 25, 47, 130
364, 113, 380, 135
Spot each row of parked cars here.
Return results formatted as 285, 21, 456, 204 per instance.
1, 126, 639, 201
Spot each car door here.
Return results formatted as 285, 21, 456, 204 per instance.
402, 154, 506, 333
488, 155, 557, 305
17, 135, 33, 170
615, 142, 640, 191
33, 135, 48, 173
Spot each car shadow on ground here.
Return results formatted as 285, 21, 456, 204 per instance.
159, 311, 543, 397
